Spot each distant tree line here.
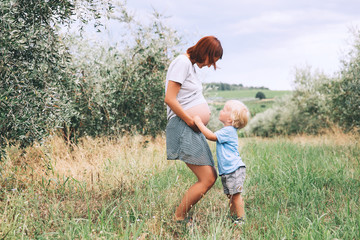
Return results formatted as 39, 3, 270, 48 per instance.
204, 83, 269, 91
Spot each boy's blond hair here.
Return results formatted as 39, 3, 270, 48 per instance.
227, 100, 250, 129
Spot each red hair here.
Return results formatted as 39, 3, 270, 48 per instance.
187, 36, 223, 69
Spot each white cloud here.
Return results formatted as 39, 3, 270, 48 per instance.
228, 9, 353, 35
98, 0, 360, 90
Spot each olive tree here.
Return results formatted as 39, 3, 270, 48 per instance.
0, 0, 113, 158
329, 29, 360, 131
63, 7, 182, 142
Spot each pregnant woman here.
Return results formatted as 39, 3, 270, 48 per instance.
164, 36, 223, 222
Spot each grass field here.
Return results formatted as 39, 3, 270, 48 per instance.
205, 89, 292, 121
1, 132, 359, 239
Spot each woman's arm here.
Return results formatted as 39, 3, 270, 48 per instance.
194, 116, 217, 141
165, 80, 199, 132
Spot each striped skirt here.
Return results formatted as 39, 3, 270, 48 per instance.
166, 116, 214, 166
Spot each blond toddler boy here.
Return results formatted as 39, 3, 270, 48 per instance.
194, 100, 250, 224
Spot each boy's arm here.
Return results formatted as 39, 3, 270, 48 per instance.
193, 116, 217, 141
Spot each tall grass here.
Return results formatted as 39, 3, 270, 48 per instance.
243, 135, 359, 239
1, 133, 359, 239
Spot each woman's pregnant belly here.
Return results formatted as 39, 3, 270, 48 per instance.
185, 103, 211, 126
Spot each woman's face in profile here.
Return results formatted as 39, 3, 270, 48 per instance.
196, 56, 220, 69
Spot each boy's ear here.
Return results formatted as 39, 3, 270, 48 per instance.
226, 116, 233, 125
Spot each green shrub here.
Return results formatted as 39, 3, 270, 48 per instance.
245, 67, 332, 136
246, 28, 360, 137
255, 91, 266, 99
328, 29, 360, 131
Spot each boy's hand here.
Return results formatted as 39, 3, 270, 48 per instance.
193, 116, 202, 126
192, 115, 217, 141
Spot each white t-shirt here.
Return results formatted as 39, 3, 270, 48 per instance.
165, 54, 207, 120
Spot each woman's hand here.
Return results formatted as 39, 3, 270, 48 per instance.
187, 118, 200, 132
190, 116, 203, 132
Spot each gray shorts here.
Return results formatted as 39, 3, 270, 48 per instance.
166, 116, 214, 166
221, 167, 246, 195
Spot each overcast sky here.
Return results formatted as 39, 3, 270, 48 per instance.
105, 0, 360, 90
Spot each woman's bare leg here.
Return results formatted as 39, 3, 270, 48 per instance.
174, 163, 217, 220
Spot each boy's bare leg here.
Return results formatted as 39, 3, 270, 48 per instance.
174, 164, 217, 220
229, 193, 245, 218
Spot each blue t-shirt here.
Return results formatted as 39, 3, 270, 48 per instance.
215, 126, 245, 175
